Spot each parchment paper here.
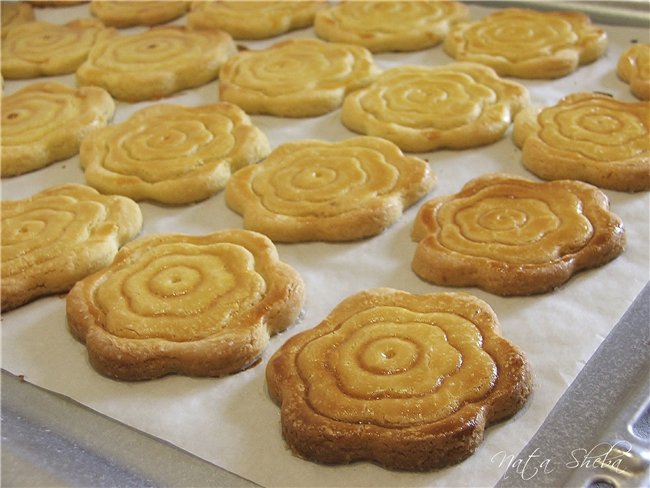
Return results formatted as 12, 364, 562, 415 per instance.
2, 3, 649, 487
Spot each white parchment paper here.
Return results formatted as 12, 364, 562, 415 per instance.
2, 3, 649, 487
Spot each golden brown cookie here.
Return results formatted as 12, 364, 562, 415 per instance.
66, 229, 305, 381
187, 1, 324, 40
1, 184, 142, 312
2, 81, 115, 177
266, 287, 532, 471
90, 1, 189, 28
443, 8, 607, 79
412, 173, 626, 295
226, 136, 435, 241
513, 92, 649, 192
1, 2, 34, 39
2, 19, 111, 79
219, 38, 379, 117
315, 1, 468, 53
28, 1, 88, 6
341, 63, 529, 152
617, 43, 650, 100
80, 102, 270, 204
76, 26, 236, 102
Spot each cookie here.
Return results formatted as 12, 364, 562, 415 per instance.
2, 19, 110, 79
443, 8, 607, 79
1, 184, 142, 312
226, 136, 435, 242
187, 1, 324, 40
341, 63, 529, 152
513, 92, 649, 192
76, 26, 236, 102
2, 81, 115, 177
66, 229, 305, 381
90, 1, 189, 28
617, 43, 650, 100
411, 173, 626, 295
266, 287, 532, 471
219, 38, 379, 117
315, 1, 468, 53
80, 102, 270, 204
1, 2, 34, 39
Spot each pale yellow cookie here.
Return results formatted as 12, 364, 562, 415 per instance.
513, 92, 649, 192
266, 287, 532, 470
412, 173, 626, 295
1, 2, 34, 39
444, 8, 607, 79
76, 26, 236, 102
80, 102, 270, 204
315, 1, 468, 53
2, 19, 111, 79
187, 1, 324, 40
90, 1, 189, 28
219, 38, 379, 117
617, 43, 650, 100
226, 136, 435, 242
66, 229, 305, 380
1, 184, 142, 312
2, 81, 115, 177
341, 63, 529, 152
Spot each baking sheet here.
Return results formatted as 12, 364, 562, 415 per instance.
2, 3, 649, 487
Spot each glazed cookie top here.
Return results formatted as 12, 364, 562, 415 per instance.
76, 26, 236, 102
89, 0, 190, 28
1, 184, 142, 312
80, 102, 270, 204
412, 173, 626, 295
225, 136, 435, 241
617, 43, 650, 100
341, 63, 529, 152
513, 92, 649, 192
66, 229, 305, 380
2, 81, 115, 177
443, 8, 607, 79
2, 19, 111, 79
187, 1, 325, 40
315, 0, 468, 52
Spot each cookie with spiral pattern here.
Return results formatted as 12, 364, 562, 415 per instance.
266, 287, 532, 471
90, 1, 190, 28
225, 136, 435, 241
513, 92, 649, 192
617, 43, 650, 101
2, 81, 115, 177
80, 102, 270, 204
1, 184, 142, 312
1, 2, 34, 39
443, 8, 607, 79
411, 173, 626, 295
76, 26, 236, 102
66, 229, 305, 381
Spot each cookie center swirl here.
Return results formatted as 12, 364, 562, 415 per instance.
477, 208, 528, 230
298, 307, 496, 427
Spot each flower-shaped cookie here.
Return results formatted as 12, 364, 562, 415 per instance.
80, 102, 270, 204
76, 26, 236, 102
2, 184, 142, 312
187, 1, 324, 40
226, 136, 435, 241
513, 93, 649, 192
443, 8, 607, 79
266, 288, 532, 471
315, 0, 468, 53
412, 174, 626, 295
1, 2, 34, 39
2, 81, 115, 177
90, 1, 190, 28
66, 230, 305, 380
341, 63, 529, 152
2, 19, 111, 79
617, 43, 650, 100
219, 38, 379, 117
